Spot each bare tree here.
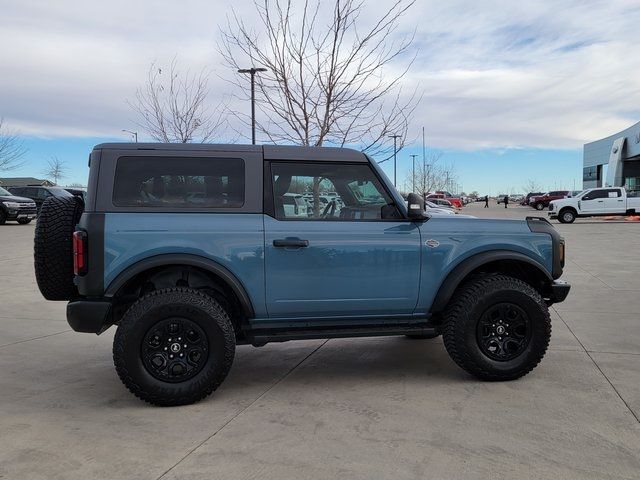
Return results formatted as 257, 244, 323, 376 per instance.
220, 0, 419, 158
522, 179, 542, 193
0, 118, 27, 172
129, 58, 226, 143
403, 151, 458, 196
43, 156, 67, 185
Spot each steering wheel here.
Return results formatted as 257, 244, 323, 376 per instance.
321, 200, 337, 219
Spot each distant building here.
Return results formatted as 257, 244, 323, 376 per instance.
0, 177, 54, 187
583, 121, 640, 194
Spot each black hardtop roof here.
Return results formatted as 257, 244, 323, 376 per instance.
92, 143, 367, 162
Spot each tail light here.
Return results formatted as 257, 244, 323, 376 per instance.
73, 230, 88, 276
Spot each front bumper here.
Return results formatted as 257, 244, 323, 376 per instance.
547, 280, 571, 304
4, 209, 37, 220
67, 299, 113, 334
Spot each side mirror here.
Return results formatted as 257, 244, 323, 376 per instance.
407, 193, 427, 220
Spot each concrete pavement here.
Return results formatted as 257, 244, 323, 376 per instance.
0, 204, 639, 479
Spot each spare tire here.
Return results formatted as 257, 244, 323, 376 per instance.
34, 195, 84, 300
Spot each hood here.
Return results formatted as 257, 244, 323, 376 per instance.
0, 194, 35, 203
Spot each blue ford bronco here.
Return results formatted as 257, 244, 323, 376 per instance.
33, 143, 570, 406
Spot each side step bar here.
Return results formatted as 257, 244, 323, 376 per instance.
245, 324, 440, 347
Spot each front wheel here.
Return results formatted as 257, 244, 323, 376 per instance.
442, 275, 551, 381
558, 209, 576, 224
113, 288, 236, 406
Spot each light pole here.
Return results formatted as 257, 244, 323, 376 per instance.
410, 154, 418, 192
122, 129, 138, 142
388, 134, 401, 187
238, 67, 268, 145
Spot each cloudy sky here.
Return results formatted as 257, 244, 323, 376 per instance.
2, 0, 640, 193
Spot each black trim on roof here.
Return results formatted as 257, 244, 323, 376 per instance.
92, 143, 366, 162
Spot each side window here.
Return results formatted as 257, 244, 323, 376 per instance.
112, 156, 245, 208
606, 189, 621, 198
270, 162, 398, 221
39, 188, 52, 198
585, 190, 607, 200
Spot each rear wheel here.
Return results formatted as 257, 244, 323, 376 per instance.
558, 209, 576, 224
442, 275, 551, 381
113, 288, 236, 406
535, 203, 545, 211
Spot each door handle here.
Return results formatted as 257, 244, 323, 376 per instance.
597, 200, 604, 203
273, 238, 309, 248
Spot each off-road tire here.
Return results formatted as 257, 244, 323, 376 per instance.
113, 288, 236, 406
17, 218, 32, 224
558, 209, 576, 224
34, 195, 84, 300
442, 274, 551, 381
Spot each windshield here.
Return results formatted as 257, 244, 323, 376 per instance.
0, 187, 12, 196
50, 187, 73, 198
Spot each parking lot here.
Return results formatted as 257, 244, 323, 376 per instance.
1, 203, 639, 480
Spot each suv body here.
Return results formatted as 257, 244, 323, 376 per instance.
36, 143, 570, 405
0, 186, 37, 224
549, 187, 640, 223
529, 191, 569, 210
522, 192, 545, 206
8, 185, 74, 212
427, 192, 462, 208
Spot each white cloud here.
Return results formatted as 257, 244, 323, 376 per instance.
1, 0, 640, 149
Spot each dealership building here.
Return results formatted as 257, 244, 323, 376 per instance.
583, 120, 640, 194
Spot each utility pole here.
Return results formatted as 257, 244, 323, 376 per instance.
410, 154, 418, 192
122, 129, 138, 142
388, 134, 401, 187
237, 67, 268, 144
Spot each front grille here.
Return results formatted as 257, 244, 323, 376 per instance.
17, 203, 37, 214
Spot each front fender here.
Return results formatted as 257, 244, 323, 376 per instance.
429, 250, 552, 313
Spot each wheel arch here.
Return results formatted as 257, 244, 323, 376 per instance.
559, 206, 577, 216
430, 251, 553, 314
105, 254, 255, 319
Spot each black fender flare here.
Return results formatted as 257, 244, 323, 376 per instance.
105, 253, 255, 318
430, 250, 552, 313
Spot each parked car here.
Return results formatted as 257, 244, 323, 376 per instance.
431, 191, 463, 208
522, 192, 545, 206
428, 197, 455, 209
496, 194, 509, 204
7, 185, 74, 212
549, 187, 640, 223
33, 142, 570, 406
281, 193, 308, 218
529, 191, 570, 211
424, 200, 456, 215
64, 187, 87, 202
0, 186, 37, 225
426, 194, 462, 209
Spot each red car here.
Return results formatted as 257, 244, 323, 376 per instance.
427, 192, 463, 208
529, 190, 570, 210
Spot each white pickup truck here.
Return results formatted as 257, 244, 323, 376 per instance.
548, 187, 640, 223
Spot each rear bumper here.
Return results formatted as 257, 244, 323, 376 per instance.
548, 280, 571, 304
67, 299, 113, 334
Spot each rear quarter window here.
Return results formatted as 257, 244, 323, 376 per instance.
112, 156, 245, 208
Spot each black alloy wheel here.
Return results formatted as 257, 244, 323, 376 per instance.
141, 317, 209, 383
476, 303, 531, 361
